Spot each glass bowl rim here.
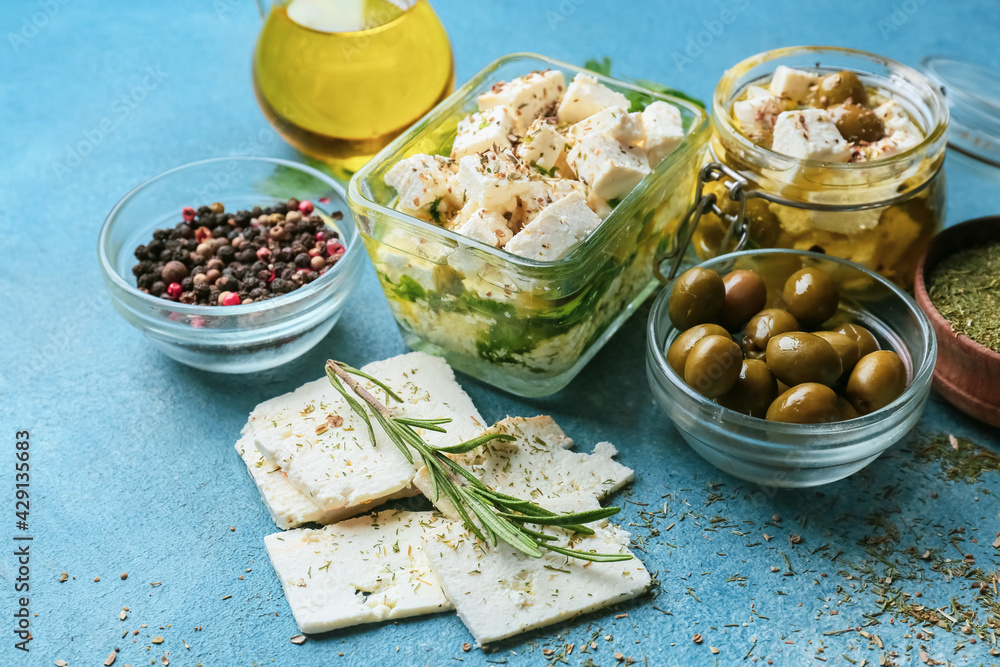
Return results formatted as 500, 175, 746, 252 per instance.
712, 45, 949, 171
97, 156, 360, 318
647, 248, 938, 442
348, 51, 711, 270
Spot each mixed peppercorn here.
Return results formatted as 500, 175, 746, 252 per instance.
132, 200, 344, 306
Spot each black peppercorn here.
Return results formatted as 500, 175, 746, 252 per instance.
150, 280, 166, 295
294, 252, 311, 268
161, 260, 188, 284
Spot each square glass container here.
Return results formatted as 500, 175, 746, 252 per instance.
348, 53, 709, 396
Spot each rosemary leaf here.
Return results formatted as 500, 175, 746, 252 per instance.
324, 359, 633, 563
433, 432, 516, 454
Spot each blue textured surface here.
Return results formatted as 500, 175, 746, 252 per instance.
2, 1, 999, 666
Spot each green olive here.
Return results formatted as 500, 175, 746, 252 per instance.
829, 102, 886, 143
833, 323, 880, 358
667, 324, 731, 376
782, 268, 839, 327
717, 359, 778, 418
837, 395, 860, 421
766, 383, 841, 424
669, 267, 726, 330
743, 308, 800, 354
766, 332, 843, 387
720, 269, 767, 332
809, 70, 868, 108
846, 350, 907, 415
684, 335, 744, 399
812, 331, 861, 379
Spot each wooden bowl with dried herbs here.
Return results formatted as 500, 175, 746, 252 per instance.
914, 216, 1000, 428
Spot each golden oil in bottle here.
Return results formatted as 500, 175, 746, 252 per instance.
253, 0, 454, 178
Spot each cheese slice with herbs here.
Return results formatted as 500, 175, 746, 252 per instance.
265, 510, 453, 634
248, 352, 485, 513
235, 434, 415, 530
421, 498, 650, 645
412, 416, 633, 520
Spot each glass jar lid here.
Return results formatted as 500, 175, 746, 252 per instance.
922, 56, 1000, 167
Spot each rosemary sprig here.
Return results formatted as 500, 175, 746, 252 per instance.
324, 360, 632, 563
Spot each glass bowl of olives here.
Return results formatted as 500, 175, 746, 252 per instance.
646, 249, 936, 487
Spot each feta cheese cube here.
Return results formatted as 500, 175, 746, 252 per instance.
456, 150, 530, 209
504, 191, 603, 261
451, 106, 517, 159
515, 179, 585, 227
566, 105, 644, 145
384, 153, 460, 218
412, 416, 634, 522
568, 132, 650, 200
557, 73, 631, 124
641, 101, 685, 167
515, 118, 567, 172
376, 245, 439, 292
477, 69, 566, 134
453, 207, 514, 247
769, 66, 819, 104
732, 87, 785, 145
862, 100, 924, 160
265, 510, 453, 634
772, 109, 852, 163
421, 510, 650, 645
249, 352, 484, 512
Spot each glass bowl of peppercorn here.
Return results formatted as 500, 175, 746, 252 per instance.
98, 157, 364, 373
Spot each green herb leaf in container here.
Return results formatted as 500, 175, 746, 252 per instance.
349, 54, 709, 396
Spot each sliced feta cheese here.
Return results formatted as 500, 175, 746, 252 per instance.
504, 191, 603, 261
456, 150, 530, 210
732, 87, 785, 145
477, 69, 566, 134
421, 510, 650, 645
566, 105, 644, 145
236, 433, 375, 530
413, 416, 633, 520
453, 207, 514, 248
769, 66, 819, 104
772, 109, 852, 163
641, 101, 685, 167
515, 178, 585, 227
384, 153, 460, 218
265, 510, 452, 634
515, 118, 567, 172
568, 132, 650, 200
249, 352, 484, 512
357, 352, 487, 449
451, 106, 517, 159
557, 73, 631, 124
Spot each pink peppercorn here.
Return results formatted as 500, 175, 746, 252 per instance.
222, 292, 241, 306
326, 241, 345, 256
167, 282, 183, 299
314, 231, 325, 241
182, 206, 196, 222
298, 200, 314, 215
256, 247, 271, 260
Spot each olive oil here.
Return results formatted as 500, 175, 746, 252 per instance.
253, 0, 453, 177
